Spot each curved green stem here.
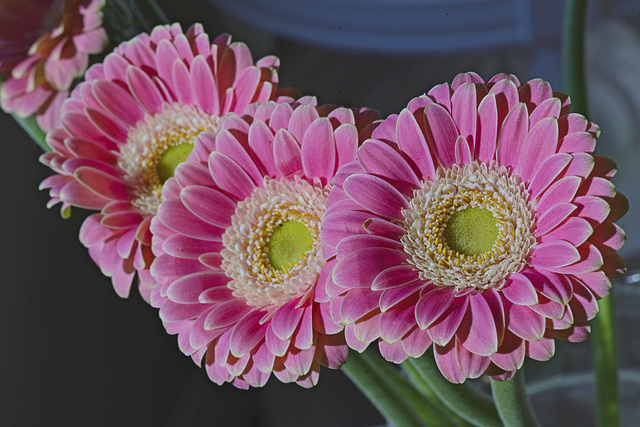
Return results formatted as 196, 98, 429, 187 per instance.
405, 352, 501, 427
342, 350, 450, 427
563, 1, 620, 426
402, 361, 474, 427
562, 0, 589, 115
491, 370, 540, 427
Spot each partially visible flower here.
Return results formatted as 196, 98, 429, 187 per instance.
40, 24, 297, 300
322, 72, 627, 383
0, 0, 107, 131
150, 101, 379, 388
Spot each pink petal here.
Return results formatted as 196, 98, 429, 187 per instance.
490, 332, 525, 371
528, 240, 581, 269
506, 304, 545, 341
126, 66, 163, 114
92, 79, 143, 127
456, 344, 491, 379
301, 117, 336, 183
476, 93, 498, 162
526, 335, 555, 361
167, 271, 228, 304
540, 217, 593, 247
248, 120, 277, 176
454, 135, 472, 164
74, 166, 129, 200
535, 176, 582, 215
401, 327, 433, 358
181, 185, 237, 228
372, 265, 419, 291
288, 104, 320, 142
340, 288, 380, 323
314, 333, 348, 369
428, 295, 469, 347
230, 311, 268, 357
535, 202, 577, 237
528, 153, 572, 199
501, 272, 538, 305
457, 292, 498, 356
208, 152, 255, 201
271, 299, 304, 341
336, 234, 403, 257
283, 345, 315, 376
333, 247, 408, 289
343, 174, 409, 220
396, 108, 436, 181
273, 129, 303, 176
378, 340, 409, 363
424, 102, 459, 169
496, 103, 528, 170
358, 139, 421, 191
415, 287, 456, 329
451, 82, 479, 147
516, 117, 559, 183
434, 342, 466, 384
380, 298, 418, 343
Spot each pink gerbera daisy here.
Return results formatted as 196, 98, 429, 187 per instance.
150, 101, 380, 388
0, 0, 108, 131
322, 72, 627, 383
40, 24, 296, 300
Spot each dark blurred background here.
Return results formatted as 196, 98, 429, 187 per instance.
2, 0, 640, 425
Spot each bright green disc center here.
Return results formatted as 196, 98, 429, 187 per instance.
157, 142, 193, 183
267, 220, 314, 270
443, 207, 498, 256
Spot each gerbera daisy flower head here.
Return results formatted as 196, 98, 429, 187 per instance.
322, 72, 627, 383
39, 23, 297, 300
149, 100, 380, 388
0, 0, 108, 131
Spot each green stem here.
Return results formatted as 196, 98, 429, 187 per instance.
491, 370, 540, 427
342, 350, 450, 427
563, 1, 620, 425
0, 79, 49, 152
562, 0, 588, 115
406, 352, 501, 427
593, 292, 620, 427
402, 361, 474, 427
11, 112, 49, 152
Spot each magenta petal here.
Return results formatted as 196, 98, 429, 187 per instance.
353, 312, 381, 344
301, 117, 336, 183
271, 299, 304, 341
415, 287, 456, 329
92, 79, 144, 127
528, 153, 572, 199
535, 202, 577, 237
336, 234, 403, 258
490, 332, 525, 371
362, 217, 406, 240
378, 340, 409, 363
126, 66, 163, 114
451, 82, 478, 147
373, 265, 419, 291
428, 295, 469, 347
167, 271, 228, 304
333, 247, 408, 289
434, 342, 466, 384
314, 333, 348, 369
547, 244, 604, 275
456, 344, 491, 379
457, 292, 498, 356
283, 345, 315, 376
529, 240, 581, 269
424, 102, 459, 169
358, 139, 421, 190
208, 152, 255, 201
530, 294, 565, 320
265, 325, 291, 357
230, 311, 268, 358
334, 123, 358, 170
527, 336, 555, 361
157, 198, 224, 241
181, 185, 237, 228
396, 108, 436, 181
273, 129, 303, 176
573, 271, 610, 299
516, 117, 559, 183
215, 129, 262, 185
340, 289, 380, 323
344, 323, 370, 352
476, 93, 498, 162
292, 305, 314, 350
506, 304, 545, 341
74, 166, 129, 200
541, 217, 593, 247
380, 301, 417, 343
401, 327, 433, 358
288, 104, 320, 142
496, 103, 528, 170
204, 299, 248, 330
575, 195, 612, 225
248, 120, 277, 176
501, 273, 538, 305
343, 174, 409, 220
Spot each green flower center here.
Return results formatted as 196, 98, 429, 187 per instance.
267, 220, 314, 271
443, 207, 498, 256
157, 142, 193, 184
